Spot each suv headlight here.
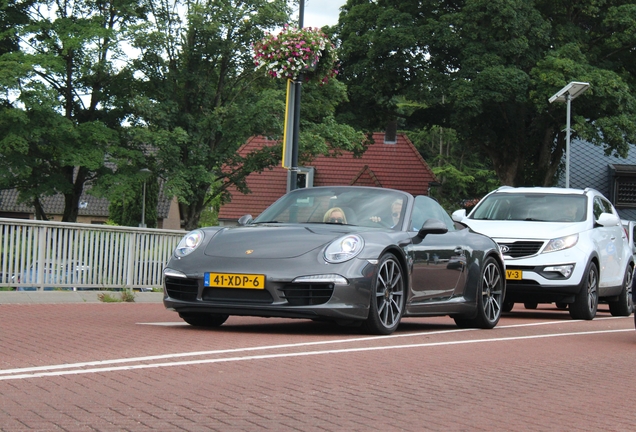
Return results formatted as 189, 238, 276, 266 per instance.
175, 230, 204, 257
543, 234, 578, 253
324, 235, 364, 263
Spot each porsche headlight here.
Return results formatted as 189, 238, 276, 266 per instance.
543, 234, 578, 253
324, 235, 364, 263
175, 230, 204, 258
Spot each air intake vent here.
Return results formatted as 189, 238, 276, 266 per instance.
280, 283, 334, 306
165, 277, 198, 301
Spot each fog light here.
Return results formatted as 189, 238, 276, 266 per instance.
293, 274, 348, 285
543, 265, 575, 278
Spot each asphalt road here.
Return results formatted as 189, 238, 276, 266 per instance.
0, 301, 633, 431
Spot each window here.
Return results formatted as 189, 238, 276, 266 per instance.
609, 164, 636, 208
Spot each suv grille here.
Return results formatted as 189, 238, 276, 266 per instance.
165, 276, 198, 301
499, 241, 544, 258
280, 283, 334, 306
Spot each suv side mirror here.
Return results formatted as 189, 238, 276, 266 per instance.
452, 209, 467, 222
596, 212, 620, 227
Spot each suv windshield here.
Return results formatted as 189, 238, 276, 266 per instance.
470, 193, 587, 222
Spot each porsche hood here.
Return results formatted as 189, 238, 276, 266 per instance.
203, 225, 356, 259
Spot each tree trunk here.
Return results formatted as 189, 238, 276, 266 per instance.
61, 166, 87, 222
33, 198, 48, 221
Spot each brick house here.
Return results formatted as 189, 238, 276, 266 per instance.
0, 184, 182, 229
218, 132, 438, 224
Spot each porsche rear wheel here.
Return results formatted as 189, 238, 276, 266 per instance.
363, 253, 404, 335
454, 257, 504, 329
179, 312, 229, 327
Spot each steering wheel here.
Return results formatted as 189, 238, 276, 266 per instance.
370, 218, 391, 228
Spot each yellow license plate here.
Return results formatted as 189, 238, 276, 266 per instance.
506, 269, 523, 280
205, 272, 265, 289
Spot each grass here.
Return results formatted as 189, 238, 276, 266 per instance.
98, 290, 136, 303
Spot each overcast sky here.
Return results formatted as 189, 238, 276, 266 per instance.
297, 0, 347, 28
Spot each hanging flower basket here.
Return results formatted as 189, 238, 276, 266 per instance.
253, 25, 338, 84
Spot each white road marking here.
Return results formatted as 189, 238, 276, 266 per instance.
1, 317, 632, 381
5, 317, 593, 377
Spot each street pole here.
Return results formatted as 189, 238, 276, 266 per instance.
289, 0, 305, 191
548, 82, 589, 189
141, 180, 147, 228
565, 93, 571, 188
138, 168, 151, 228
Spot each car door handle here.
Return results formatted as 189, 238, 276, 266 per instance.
610, 236, 616, 241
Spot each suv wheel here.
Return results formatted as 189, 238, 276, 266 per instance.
608, 266, 633, 317
569, 262, 598, 320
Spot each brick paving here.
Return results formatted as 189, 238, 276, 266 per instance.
0, 302, 633, 431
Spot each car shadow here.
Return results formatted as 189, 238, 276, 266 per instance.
502, 304, 614, 321
176, 317, 461, 336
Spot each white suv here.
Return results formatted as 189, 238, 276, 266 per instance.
452, 187, 634, 320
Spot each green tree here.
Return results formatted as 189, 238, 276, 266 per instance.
0, 0, 145, 221
107, 175, 159, 228
127, 0, 365, 230
335, 0, 636, 186
408, 126, 499, 210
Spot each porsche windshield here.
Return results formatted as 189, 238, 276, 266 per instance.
470, 193, 587, 222
254, 187, 408, 227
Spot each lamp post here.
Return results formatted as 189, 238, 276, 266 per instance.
549, 81, 590, 188
139, 168, 151, 228
288, 0, 305, 192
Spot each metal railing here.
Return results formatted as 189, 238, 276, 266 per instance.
0, 217, 184, 291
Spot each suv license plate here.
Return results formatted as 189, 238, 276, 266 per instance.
205, 272, 265, 289
506, 270, 523, 280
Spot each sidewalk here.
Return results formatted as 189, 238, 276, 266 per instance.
0, 291, 164, 304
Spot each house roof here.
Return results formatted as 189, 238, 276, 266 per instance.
219, 133, 437, 220
559, 139, 636, 220
0, 181, 174, 219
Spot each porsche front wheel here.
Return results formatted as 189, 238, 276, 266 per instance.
363, 253, 405, 335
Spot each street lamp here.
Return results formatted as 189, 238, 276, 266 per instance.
139, 168, 151, 228
287, 0, 305, 192
549, 81, 590, 188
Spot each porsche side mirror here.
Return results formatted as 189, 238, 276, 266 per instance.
417, 218, 448, 238
238, 214, 253, 226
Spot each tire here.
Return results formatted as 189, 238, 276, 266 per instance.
555, 303, 568, 310
608, 266, 633, 317
362, 253, 405, 335
179, 313, 229, 327
569, 261, 599, 320
524, 301, 538, 310
454, 257, 504, 329
502, 300, 514, 313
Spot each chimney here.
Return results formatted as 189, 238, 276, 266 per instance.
384, 120, 397, 144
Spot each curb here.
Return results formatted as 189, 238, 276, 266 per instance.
0, 291, 164, 304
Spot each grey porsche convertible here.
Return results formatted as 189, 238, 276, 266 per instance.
163, 186, 506, 334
